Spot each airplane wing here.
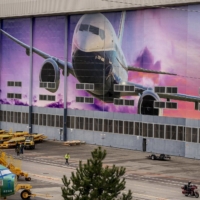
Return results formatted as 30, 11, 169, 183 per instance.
158, 93, 200, 104
0, 29, 75, 77
119, 81, 200, 109
127, 66, 177, 76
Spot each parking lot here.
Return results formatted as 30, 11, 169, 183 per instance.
4, 140, 200, 182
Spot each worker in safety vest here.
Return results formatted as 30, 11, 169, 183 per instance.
65, 153, 70, 165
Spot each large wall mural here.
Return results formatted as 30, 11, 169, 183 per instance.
1, 5, 200, 119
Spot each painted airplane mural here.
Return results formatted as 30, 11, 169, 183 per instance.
1, 12, 200, 116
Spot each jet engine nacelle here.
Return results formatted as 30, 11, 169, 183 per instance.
39, 58, 60, 93
138, 90, 163, 116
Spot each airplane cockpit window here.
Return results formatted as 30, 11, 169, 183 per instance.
79, 24, 105, 39
89, 25, 99, 35
79, 24, 89, 31
1, 169, 12, 176
99, 29, 105, 40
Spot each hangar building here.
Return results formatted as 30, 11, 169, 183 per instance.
1, 0, 200, 159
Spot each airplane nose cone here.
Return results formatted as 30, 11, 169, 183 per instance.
74, 29, 104, 52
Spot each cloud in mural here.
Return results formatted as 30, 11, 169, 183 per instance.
46, 93, 64, 108
134, 47, 161, 71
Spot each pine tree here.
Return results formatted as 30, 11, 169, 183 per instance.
61, 146, 132, 200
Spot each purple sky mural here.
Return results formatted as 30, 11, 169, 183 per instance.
1, 5, 200, 118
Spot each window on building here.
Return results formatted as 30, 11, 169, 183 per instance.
14, 112, 18, 123
7, 111, 10, 122
47, 115, 54, 126
71, 116, 75, 129
134, 122, 140, 135
192, 128, 198, 143
114, 120, 119, 133
34, 113, 38, 125
154, 124, 159, 138
148, 124, 153, 137
22, 113, 26, 124
17, 112, 21, 123
119, 121, 123, 134
166, 125, 171, 139
39, 114, 43, 126
10, 112, 14, 123
56, 116, 60, 127
80, 117, 84, 129
178, 126, 185, 141
142, 123, 147, 137
60, 116, 63, 128
185, 127, 191, 142
124, 121, 128, 134
171, 126, 176, 140
129, 122, 134, 135
76, 117, 80, 129
43, 114, 46, 126
0, 111, 2, 121
160, 125, 165, 139
94, 118, 102, 132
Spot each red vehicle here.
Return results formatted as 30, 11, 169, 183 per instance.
181, 183, 199, 198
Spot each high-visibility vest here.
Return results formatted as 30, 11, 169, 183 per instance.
65, 154, 70, 159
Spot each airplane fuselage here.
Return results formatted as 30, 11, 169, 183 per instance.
72, 13, 128, 102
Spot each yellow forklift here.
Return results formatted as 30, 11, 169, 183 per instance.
24, 136, 35, 150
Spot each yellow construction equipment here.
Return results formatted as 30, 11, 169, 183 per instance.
0, 134, 13, 143
0, 129, 6, 134
0, 132, 47, 149
9, 131, 29, 138
24, 136, 35, 150
0, 151, 31, 181
0, 137, 26, 148
31, 133, 47, 142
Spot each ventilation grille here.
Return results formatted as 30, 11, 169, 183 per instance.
76, 97, 84, 103
154, 101, 165, 108
7, 93, 14, 98
15, 82, 22, 87
154, 87, 165, 93
114, 99, 134, 106
85, 97, 94, 104
76, 83, 94, 90
114, 85, 135, 92
15, 93, 22, 99
76, 96, 94, 104
166, 87, 178, 93
39, 95, 55, 101
166, 102, 177, 109
8, 81, 22, 87
40, 82, 56, 89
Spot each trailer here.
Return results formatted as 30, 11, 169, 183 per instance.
147, 153, 171, 160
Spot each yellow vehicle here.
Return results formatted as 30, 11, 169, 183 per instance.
0, 134, 13, 144
0, 151, 31, 182
31, 133, 47, 142
0, 137, 26, 148
0, 129, 6, 134
24, 136, 35, 150
9, 131, 29, 138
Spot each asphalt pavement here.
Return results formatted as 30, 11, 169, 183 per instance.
2, 139, 200, 200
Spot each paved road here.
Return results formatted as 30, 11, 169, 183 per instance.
3, 140, 200, 199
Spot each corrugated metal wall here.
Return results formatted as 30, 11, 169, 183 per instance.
0, 0, 199, 18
